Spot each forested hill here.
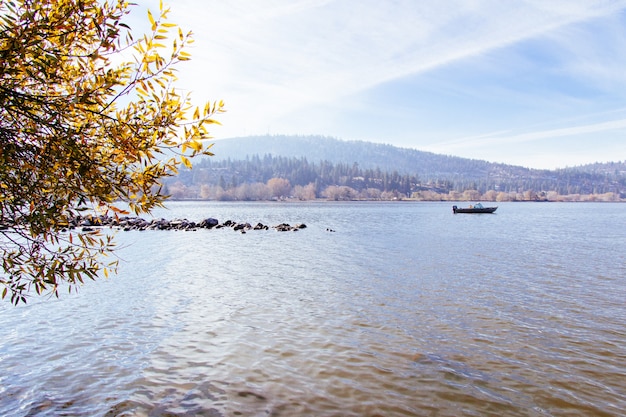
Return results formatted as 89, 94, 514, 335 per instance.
209, 135, 495, 181
165, 135, 626, 200
207, 134, 625, 184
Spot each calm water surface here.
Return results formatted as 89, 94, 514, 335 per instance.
1, 202, 625, 416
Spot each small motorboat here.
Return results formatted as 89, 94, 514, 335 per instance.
452, 203, 497, 214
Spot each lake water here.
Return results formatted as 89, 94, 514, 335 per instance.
1, 201, 625, 417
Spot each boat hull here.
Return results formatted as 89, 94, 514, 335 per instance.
452, 206, 497, 214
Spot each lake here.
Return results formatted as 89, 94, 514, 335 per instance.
1, 201, 625, 416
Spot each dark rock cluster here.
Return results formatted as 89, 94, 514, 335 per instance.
67, 214, 307, 233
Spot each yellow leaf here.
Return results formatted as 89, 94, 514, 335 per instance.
189, 140, 202, 152
181, 155, 192, 169
147, 10, 155, 27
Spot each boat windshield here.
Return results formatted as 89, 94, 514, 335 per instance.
474, 203, 483, 208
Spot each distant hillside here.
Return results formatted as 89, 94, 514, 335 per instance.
209, 134, 625, 182
210, 135, 512, 181
165, 135, 625, 200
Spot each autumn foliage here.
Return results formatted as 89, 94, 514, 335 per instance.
0, 0, 223, 303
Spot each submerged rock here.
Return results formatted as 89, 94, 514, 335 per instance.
66, 214, 306, 233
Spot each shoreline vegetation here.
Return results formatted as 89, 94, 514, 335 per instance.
162, 185, 624, 203
166, 196, 624, 202
161, 137, 626, 203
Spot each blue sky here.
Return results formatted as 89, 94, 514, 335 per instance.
136, 1, 626, 169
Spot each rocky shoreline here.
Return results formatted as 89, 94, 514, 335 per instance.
68, 214, 307, 233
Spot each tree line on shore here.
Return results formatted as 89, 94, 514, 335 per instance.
162, 155, 625, 202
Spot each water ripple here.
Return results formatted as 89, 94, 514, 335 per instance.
1, 202, 625, 416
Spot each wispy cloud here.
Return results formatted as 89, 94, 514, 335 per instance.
175, 1, 626, 95
135, 0, 626, 167
430, 117, 626, 151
